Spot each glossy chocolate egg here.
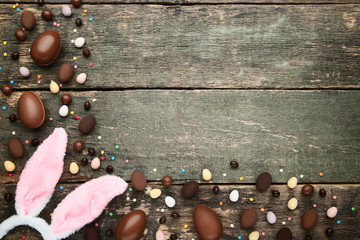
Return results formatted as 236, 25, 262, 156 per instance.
193, 205, 223, 240
17, 92, 45, 128
31, 30, 61, 66
131, 171, 147, 191
240, 208, 257, 228
301, 209, 318, 229
58, 63, 74, 83
8, 138, 24, 158
15, 30, 27, 41
181, 181, 199, 199
115, 210, 146, 240
85, 225, 100, 240
78, 115, 96, 134
21, 11, 36, 30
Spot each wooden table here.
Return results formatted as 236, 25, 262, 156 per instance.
0, 0, 359, 239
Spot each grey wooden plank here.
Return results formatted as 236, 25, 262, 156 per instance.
0, 4, 360, 89
1, 183, 359, 239
1, 90, 359, 184
1, 0, 360, 4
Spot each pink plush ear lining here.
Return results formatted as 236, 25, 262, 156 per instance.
51, 175, 128, 239
15, 128, 67, 217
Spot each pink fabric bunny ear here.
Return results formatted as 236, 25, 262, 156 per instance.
15, 128, 67, 217
50, 175, 128, 239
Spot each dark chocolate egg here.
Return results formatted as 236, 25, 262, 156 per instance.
240, 208, 257, 228
255, 172, 272, 192
181, 181, 199, 199
277, 227, 292, 240
8, 138, 24, 158
78, 115, 96, 134
17, 92, 45, 128
115, 210, 146, 240
301, 209, 318, 229
15, 30, 27, 41
301, 184, 314, 196
58, 63, 74, 83
131, 171, 147, 191
42, 9, 53, 21
85, 225, 100, 240
193, 205, 223, 240
21, 11, 36, 30
31, 30, 61, 66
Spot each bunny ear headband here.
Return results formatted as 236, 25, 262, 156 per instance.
0, 128, 128, 240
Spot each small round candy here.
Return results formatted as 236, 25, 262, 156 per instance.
61, 94, 72, 105
106, 165, 114, 173
75, 18, 82, 27
11, 52, 19, 60
84, 101, 91, 110
319, 189, 326, 197
15, 30, 26, 41
83, 49, 91, 57
325, 228, 333, 236
9, 114, 17, 122
42, 9, 53, 21
230, 160, 239, 168
31, 138, 40, 146
71, 0, 82, 8
2, 85, 13, 95
159, 216, 166, 224
88, 147, 95, 156
81, 158, 88, 166
272, 190, 280, 197
37, 0, 45, 6
213, 185, 220, 194
62, 6, 72, 17
170, 234, 178, 240
162, 175, 173, 187
171, 212, 180, 219
73, 140, 84, 152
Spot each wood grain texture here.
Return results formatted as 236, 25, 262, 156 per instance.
1, 0, 360, 4
1, 183, 359, 239
1, 90, 359, 184
0, 4, 360, 89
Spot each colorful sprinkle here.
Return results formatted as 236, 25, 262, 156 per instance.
125, 159, 129, 163
260, 208, 265, 212
313, 204, 317, 208
279, 169, 284, 173
156, 208, 160, 212
2, 106, 6, 110
115, 145, 120, 149
319, 172, 323, 177
261, 232, 266, 236
37, 75, 42, 79
352, 207, 356, 211
239, 177, 244, 181
25, 140, 29, 144
181, 169, 186, 173
73, 56, 77, 61
3, 52, 7, 57
337, 220, 341, 224
94, 223, 99, 227
101, 150, 105, 155
3, 41, 7, 45
89, 17, 93, 22
101, 156, 105, 161
111, 156, 115, 161
184, 224, 188, 228
128, 187, 133, 192
109, 212, 113, 217
332, 195, 337, 200
249, 197, 254, 202
16, 7, 20, 12
74, 65, 78, 69
10, 80, 14, 84
89, 62, 93, 67
49, 117, 53, 121
287, 217, 292, 221
59, 186, 64, 190
70, 111, 75, 115
219, 201, 223, 206
237, 236, 242, 240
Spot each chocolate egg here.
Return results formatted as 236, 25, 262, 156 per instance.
301, 184, 314, 196
277, 227, 292, 240
42, 9, 53, 21
58, 63, 74, 83
131, 171, 147, 191
8, 138, 24, 158
240, 208, 257, 228
21, 11, 36, 30
115, 210, 146, 240
181, 181, 199, 199
78, 115, 96, 134
31, 30, 61, 66
2, 85, 13, 96
17, 92, 45, 128
255, 172, 272, 192
85, 225, 100, 240
15, 30, 27, 41
193, 205, 223, 240
301, 209, 318, 229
